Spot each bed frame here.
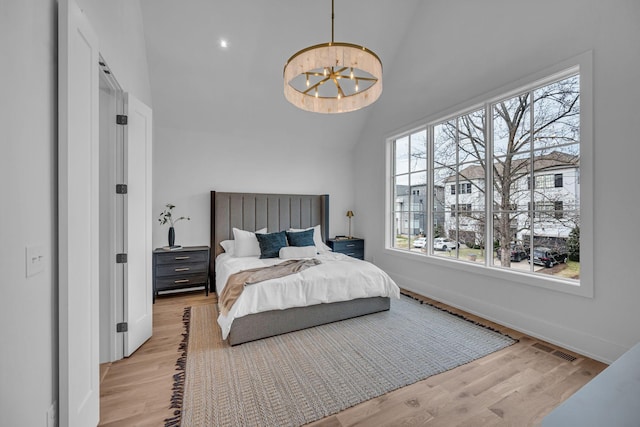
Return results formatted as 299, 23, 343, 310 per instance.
210, 191, 390, 345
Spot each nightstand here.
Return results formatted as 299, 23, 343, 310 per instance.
152, 246, 210, 302
327, 238, 364, 260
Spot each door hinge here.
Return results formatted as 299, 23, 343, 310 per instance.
116, 114, 128, 125
115, 184, 128, 194
116, 253, 127, 263
116, 322, 128, 333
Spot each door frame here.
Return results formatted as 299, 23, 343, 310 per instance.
98, 58, 126, 362
60, 3, 153, 423
58, 0, 100, 424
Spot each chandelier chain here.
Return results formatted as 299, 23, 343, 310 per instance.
331, 0, 334, 43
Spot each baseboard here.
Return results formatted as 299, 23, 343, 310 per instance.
390, 271, 625, 364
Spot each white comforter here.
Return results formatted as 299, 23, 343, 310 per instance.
215, 251, 400, 339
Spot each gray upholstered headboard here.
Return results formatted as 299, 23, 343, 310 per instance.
209, 191, 329, 290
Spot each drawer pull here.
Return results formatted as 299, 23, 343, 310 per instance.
175, 256, 190, 260
175, 267, 190, 272
346, 244, 356, 247
174, 279, 190, 284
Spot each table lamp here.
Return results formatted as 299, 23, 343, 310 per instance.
346, 210, 354, 238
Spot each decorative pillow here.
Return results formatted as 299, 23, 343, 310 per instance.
288, 225, 332, 252
279, 246, 317, 259
232, 227, 267, 257
286, 229, 315, 247
255, 231, 288, 259
219, 240, 235, 255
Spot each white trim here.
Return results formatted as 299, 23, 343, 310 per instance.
394, 270, 622, 364
385, 51, 594, 298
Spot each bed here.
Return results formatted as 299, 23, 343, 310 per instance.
210, 191, 400, 345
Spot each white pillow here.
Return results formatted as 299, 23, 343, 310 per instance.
279, 246, 317, 259
232, 227, 267, 257
288, 224, 331, 252
219, 240, 235, 255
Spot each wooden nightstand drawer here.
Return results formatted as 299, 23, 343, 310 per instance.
327, 238, 365, 260
340, 248, 364, 259
330, 239, 364, 252
154, 250, 208, 265
156, 262, 208, 277
155, 273, 209, 292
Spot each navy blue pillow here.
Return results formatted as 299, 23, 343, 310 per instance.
255, 231, 288, 259
286, 229, 315, 247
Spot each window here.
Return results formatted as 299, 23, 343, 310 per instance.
388, 64, 586, 290
451, 183, 471, 194
554, 201, 564, 219
530, 201, 564, 219
450, 204, 472, 217
528, 173, 565, 189
554, 173, 563, 188
392, 130, 427, 249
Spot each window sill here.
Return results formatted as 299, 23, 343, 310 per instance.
382, 247, 593, 298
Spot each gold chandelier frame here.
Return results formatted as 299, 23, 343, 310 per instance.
283, 0, 383, 113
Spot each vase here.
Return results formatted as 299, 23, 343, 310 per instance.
168, 226, 175, 247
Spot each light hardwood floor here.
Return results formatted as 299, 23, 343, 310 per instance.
99, 290, 606, 426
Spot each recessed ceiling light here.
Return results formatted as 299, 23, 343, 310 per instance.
219, 39, 228, 49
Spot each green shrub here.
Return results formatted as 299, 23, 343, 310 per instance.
567, 226, 580, 262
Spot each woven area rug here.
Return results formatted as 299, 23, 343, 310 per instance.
170, 295, 515, 426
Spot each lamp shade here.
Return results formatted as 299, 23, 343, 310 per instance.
283, 43, 383, 114
346, 210, 354, 217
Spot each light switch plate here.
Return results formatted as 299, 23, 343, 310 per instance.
47, 401, 57, 427
26, 245, 45, 277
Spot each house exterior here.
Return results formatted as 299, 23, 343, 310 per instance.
443, 152, 579, 247
394, 184, 445, 237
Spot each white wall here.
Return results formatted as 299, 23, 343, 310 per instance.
76, 0, 152, 106
152, 126, 357, 249
0, 0, 151, 423
355, 0, 640, 363
0, 2, 58, 425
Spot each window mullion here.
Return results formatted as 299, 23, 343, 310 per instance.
485, 102, 493, 266
427, 125, 434, 253
455, 117, 460, 247
528, 90, 535, 272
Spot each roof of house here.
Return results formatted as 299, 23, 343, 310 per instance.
444, 151, 579, 183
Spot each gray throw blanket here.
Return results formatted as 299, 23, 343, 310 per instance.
219, 258, 322, 316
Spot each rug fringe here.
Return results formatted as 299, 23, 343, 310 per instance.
164, 306, 191, 427
400, 292, 519, 343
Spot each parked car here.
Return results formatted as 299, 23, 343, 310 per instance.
433, 237, 459, 251
528, 247, 568, 268
496, 243, 528, 262
413, 237, 427, 248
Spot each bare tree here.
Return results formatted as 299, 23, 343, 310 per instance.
432, 75, 580, 266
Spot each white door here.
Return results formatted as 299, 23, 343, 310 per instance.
123, 93, 153, 356
58, 0, 100, 425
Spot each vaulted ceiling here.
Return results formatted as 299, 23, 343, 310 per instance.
140, 0, 421, 148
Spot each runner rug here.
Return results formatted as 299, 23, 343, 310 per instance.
167, 295, 515, 426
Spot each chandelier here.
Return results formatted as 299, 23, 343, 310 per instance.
283, 0, 383, 114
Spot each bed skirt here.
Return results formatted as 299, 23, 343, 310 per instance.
228, 297, 390, 345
